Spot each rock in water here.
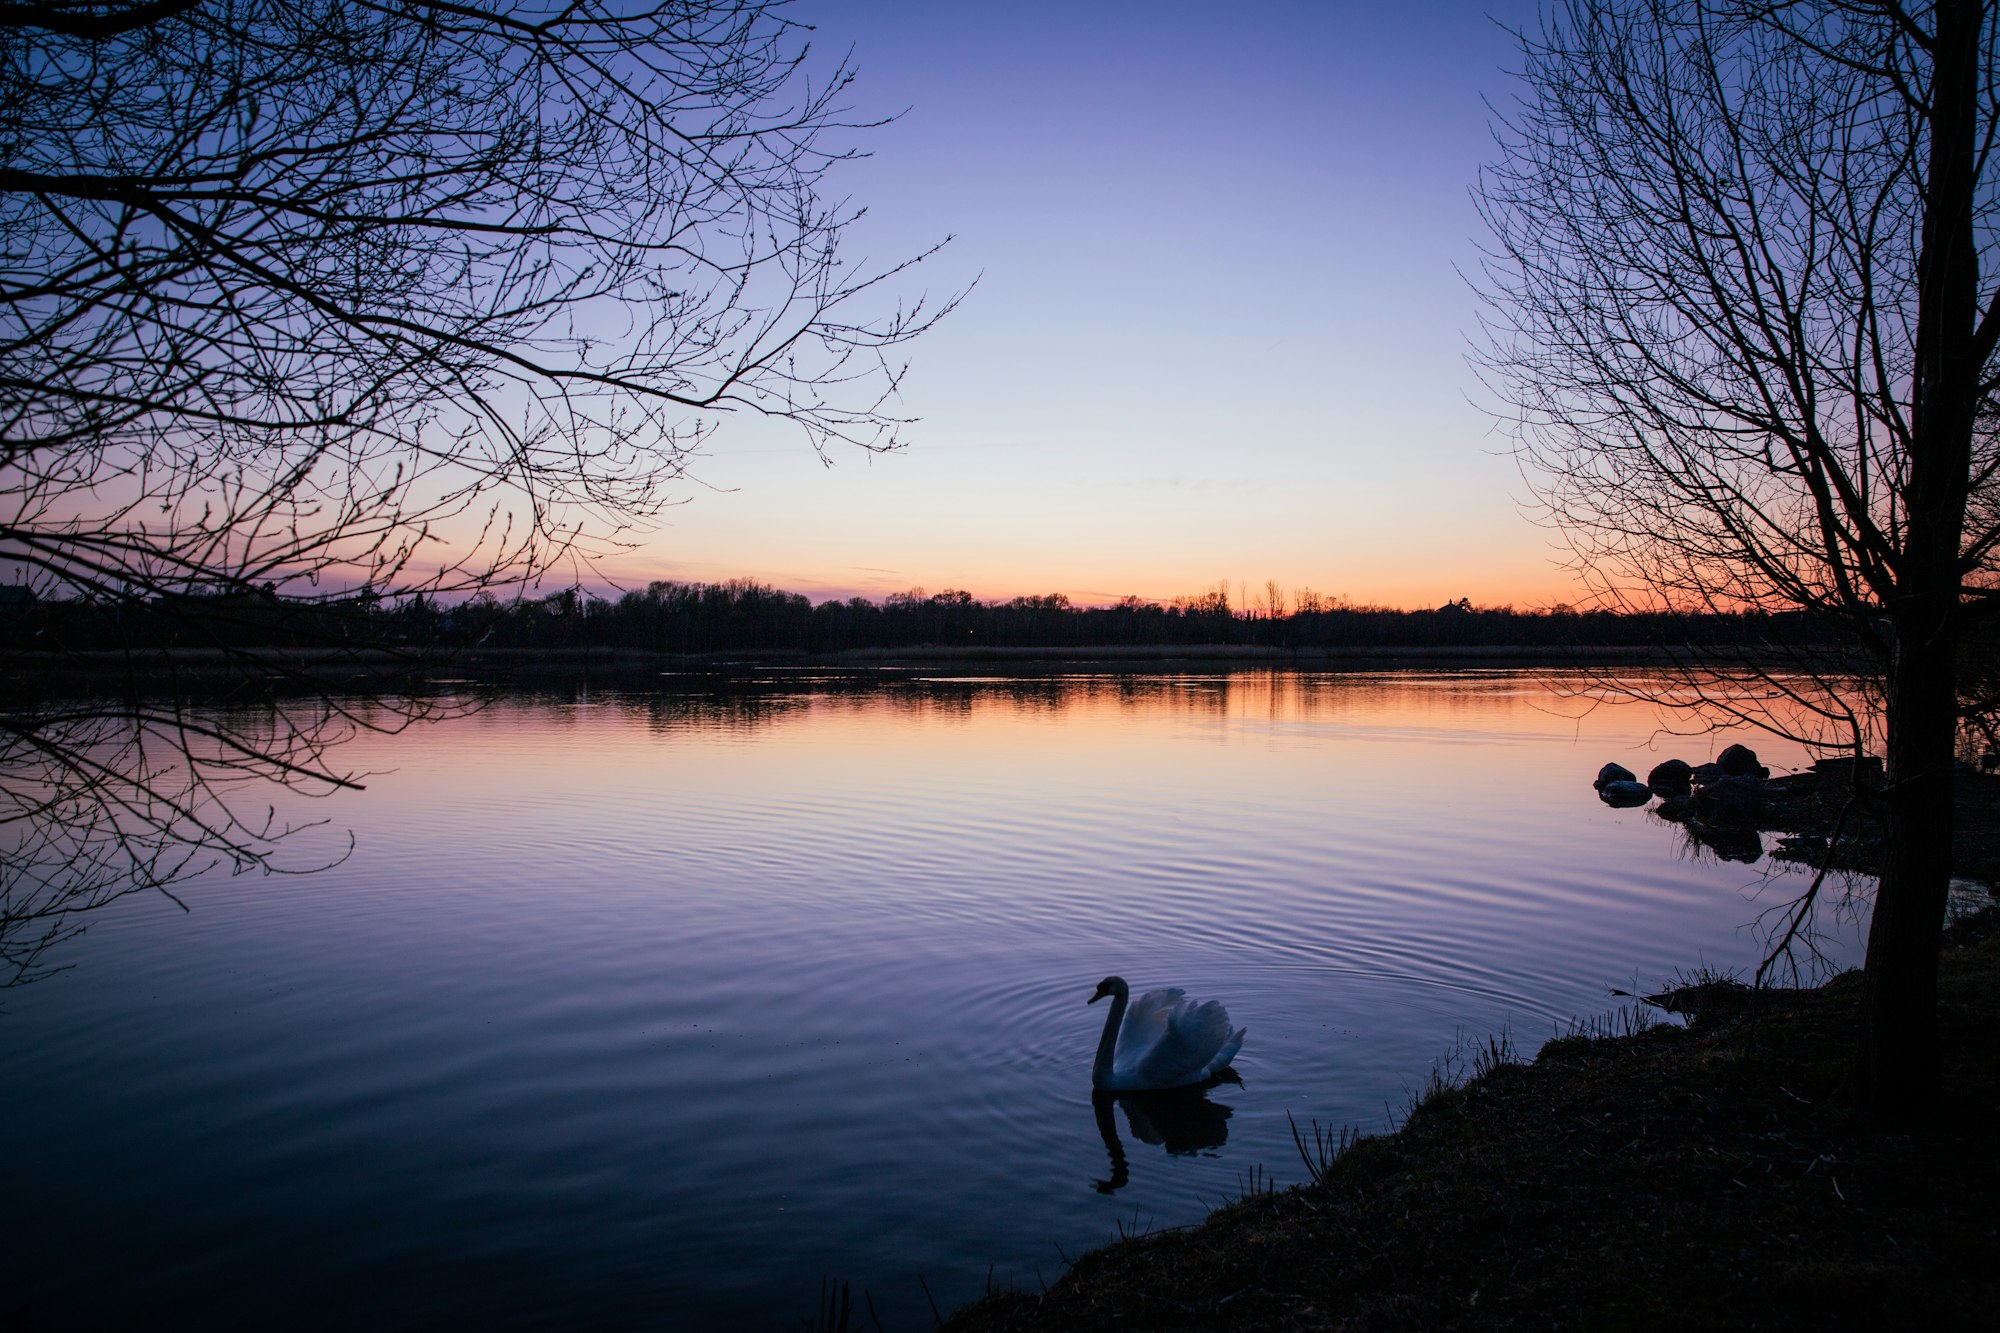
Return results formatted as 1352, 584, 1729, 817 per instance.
1717, 743, 1768, 779
1693, 773, 1767, 821
1647, 759, 1694, 794
1812, 754, 1885, 790
1595, 762, 1638, 789
1598, 779, 1654, 807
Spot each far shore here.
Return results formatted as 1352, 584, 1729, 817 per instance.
3, 640, 1838, 692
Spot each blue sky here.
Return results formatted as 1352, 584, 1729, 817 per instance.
614, 0, 1571, 610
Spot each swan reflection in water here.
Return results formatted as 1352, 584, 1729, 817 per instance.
1090, 1070, 1240, 1194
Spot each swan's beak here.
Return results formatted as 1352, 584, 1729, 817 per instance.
1088, 985, 1109, 1004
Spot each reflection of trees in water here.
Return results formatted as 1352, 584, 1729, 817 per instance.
503, 671, 1258, 732
0, 692, 449, 987
483, 668, 1716, 740
1652, 808, 1877, 990
473, 664, 1850, 741
631, 689, 819, 733
604, 670, 1260, 729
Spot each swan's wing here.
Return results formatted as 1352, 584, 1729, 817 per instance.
1195, 1026, 1247, 1084
1112, 987, 1185, 1068
1124, 996, 1242, 1089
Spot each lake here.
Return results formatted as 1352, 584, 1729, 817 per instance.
0, 669, 1869, 1329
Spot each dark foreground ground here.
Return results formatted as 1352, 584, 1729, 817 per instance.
945, 907, 2000, 1331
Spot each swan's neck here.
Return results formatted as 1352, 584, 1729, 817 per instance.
1092, 989, 1128, 1088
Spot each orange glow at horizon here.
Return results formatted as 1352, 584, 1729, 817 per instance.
568, 555, 1589, 613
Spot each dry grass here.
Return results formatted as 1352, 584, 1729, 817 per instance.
946, 911, 2000, 1331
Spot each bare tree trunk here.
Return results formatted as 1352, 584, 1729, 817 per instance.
1862, 635, 1958, 1112
1859, 0, 1983, 1114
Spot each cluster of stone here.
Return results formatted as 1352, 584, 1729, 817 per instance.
1591, 743, 1770, 812
1593, 747, 1891, 866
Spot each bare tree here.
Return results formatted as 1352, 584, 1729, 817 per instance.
1478, 0, 2000, 1112
1, 2, 948, 972
2, 0, 947, 606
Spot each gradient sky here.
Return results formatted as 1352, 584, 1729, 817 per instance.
606, 0, 1570, 611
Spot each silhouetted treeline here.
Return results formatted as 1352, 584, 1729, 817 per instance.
4, 584, 392, 655
3, 577, 1856, 660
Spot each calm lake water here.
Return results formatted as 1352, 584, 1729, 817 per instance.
0, 670, 1869, 1329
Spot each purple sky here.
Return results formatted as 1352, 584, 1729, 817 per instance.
598, 0, 1575, 609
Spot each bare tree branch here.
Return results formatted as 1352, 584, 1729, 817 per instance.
1, 1, 952, 981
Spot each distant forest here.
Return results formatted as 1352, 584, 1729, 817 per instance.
8, 578, 1847, 658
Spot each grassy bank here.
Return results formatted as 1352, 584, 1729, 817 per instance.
946, 911, 2000, 1331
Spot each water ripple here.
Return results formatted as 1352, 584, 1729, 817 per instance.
0, 672, 1868, 1329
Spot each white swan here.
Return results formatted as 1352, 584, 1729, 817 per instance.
1089, 976, 1246, 1091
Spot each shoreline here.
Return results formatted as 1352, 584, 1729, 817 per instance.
944, 908, 2000, 1330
